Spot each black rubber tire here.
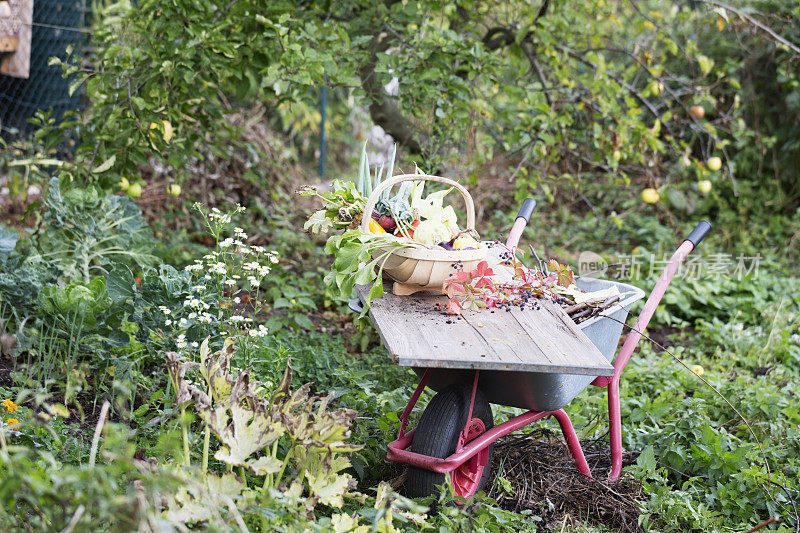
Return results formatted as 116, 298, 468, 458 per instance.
405, 383, 494, 499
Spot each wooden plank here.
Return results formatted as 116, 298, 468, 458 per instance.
508, 302, 611, 375
0, 0, 32, 79
356, 275, 612, 376
357, 282, 504, 368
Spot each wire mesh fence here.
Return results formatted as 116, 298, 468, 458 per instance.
0, 0, 89, 141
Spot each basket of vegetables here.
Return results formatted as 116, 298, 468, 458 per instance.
299, 143, 485, 311
360, 173, 486, 295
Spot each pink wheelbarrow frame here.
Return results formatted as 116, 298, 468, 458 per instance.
385, 199, 711, 495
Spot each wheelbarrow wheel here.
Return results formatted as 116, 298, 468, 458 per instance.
406, 383, 494, 500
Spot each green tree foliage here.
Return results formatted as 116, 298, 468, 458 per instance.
47, 1, 799, 218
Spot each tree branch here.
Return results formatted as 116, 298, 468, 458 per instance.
358, 34, 423, 154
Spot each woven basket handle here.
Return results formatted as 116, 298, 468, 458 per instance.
359, 173, 476, 233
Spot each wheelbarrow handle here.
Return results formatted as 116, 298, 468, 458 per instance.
505, 198, 536, 249
684, 220, 711, 248
611, 219, 712, 378
605, 219, 711, 481
516, 198, 537, 222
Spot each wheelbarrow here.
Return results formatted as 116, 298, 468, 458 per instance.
353, 198, 711, 499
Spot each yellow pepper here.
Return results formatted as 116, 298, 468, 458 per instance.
368, 218, 386, 234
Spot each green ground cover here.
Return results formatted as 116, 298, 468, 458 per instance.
1, 0, 799, 531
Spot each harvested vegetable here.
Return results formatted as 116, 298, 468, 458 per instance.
299, 142, 487, 313
378, 215, 396, 232
368, 219, 386, 234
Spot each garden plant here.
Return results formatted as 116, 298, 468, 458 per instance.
1, 0, 799, 531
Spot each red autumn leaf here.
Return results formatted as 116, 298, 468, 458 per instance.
474, 260, 493, 278
445, 298, 463, 315
474, 277, 495, 290
452, 270, 471, 283
443, 280, 467, 299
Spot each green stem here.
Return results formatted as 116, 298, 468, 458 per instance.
272, 443, 294, 488
202, 420, 211, 473
260, 441, 285, 532
180, 405, 190, 466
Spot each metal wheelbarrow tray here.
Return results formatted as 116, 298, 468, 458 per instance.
354, 198, 711, 500
415, 277, 645, 413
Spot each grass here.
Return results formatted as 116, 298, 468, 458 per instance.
1, 178, 799, 531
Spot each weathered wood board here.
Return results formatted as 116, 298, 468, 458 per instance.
0, 0, 32, 79
356, 249, 612, 376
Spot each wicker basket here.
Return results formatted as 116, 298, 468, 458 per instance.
360, 174, 487, 295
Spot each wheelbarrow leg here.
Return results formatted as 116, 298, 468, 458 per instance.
552, 409, 592, 478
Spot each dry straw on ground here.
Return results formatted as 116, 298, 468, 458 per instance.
486, 428, 645, 532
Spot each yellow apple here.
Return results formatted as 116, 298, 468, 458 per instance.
707, 157, 722, 171
648, 81, 664, 96
689, 105, 705, 119
641, 188, 660, 204
167, 183, 182, 197
690, 364, 704, 376
698, 180, 712, 194
127, 183, 142, 198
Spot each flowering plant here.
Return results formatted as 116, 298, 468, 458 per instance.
145, 204, 279, 362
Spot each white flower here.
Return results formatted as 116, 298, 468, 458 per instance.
184, 298, 202, 309
249, 324, 269, 338
219, 238, 234, 249
165, 319, 173, 326
269, 256, 279, 264
248, 276, 258, 285
192, 284, 206, 292
229, 315, 245, 323
233, 297, 241, 304
158, 306, 171, 315
188, 312, 197, 319
209, 262, 227, 275
179, 318, 188, 327
225, 279, 236, 286
191, 342, 199, 348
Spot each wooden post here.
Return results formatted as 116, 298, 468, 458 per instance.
0, 0, 33, 79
